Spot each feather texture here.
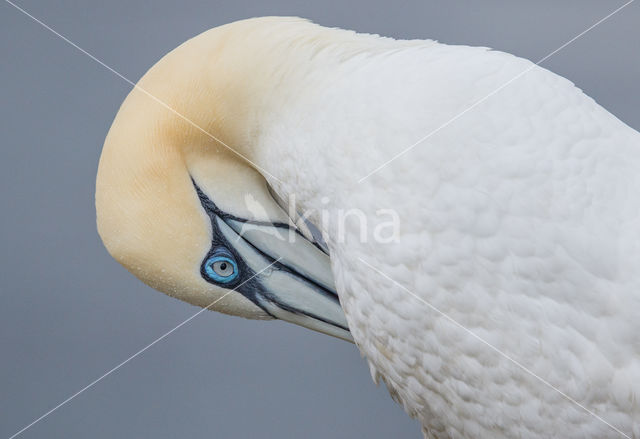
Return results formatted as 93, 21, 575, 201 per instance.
98, 17, 640, 438
242, 18, 640, 439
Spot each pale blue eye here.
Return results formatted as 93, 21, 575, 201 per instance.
204, 252, 238, 283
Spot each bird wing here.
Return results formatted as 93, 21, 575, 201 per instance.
260, 38, 640, 437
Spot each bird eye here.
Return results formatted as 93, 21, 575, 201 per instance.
203, 251, 239, 283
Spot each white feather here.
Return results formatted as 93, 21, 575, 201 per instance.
242, 18, 640, 439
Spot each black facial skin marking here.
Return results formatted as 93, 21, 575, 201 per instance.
191, 178, 347, 331
193, 181, 293, 231
194, 179, 329, 255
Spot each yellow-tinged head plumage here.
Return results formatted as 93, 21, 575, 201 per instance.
96, 17, 352, 340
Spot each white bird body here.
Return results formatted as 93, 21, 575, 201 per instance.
96, 17, 640, 438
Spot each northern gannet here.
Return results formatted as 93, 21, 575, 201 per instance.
96, 17, 640, 438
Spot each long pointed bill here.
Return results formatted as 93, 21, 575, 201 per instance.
217, 216, 353, 343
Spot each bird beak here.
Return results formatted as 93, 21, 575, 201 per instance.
216, 215, 354, 343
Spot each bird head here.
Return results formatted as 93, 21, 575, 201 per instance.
95, 18, 352, 342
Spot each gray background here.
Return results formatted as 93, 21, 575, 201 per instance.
1, 1, 638, 438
